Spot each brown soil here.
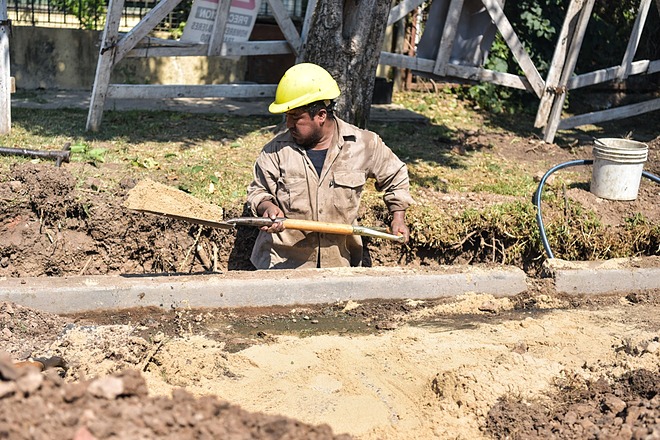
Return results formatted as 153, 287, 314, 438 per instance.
0, 125, 658, 438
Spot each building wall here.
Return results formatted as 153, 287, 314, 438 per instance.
9, 26, 246, 90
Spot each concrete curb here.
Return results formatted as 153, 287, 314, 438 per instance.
3, 258, 659, 314
546, 257, 660, 295
0, 266, 527, 314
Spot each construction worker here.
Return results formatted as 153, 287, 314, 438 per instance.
247, 63, 414, 269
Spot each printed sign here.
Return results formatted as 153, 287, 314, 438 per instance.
181, 0, 262, 44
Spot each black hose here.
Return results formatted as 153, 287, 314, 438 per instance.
534, 160, 660, 259
643, 170, 660, 184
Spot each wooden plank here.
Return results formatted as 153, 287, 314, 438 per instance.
615, 0, 651, 80
542, 0, 595, 142
650, 59, 660, 74
136, 36, 204, 47
207, 0, 231, 56
86, 0, 125, 132
433, 0, 464, 77
0, 0, 10, 134
388, 0, 425, 26
128, 40, 293, 58
296, 0, 316, 61
129, 45, 207, 57
113, 0, 182, 62
266, 0, 301, 56
482, 0, 544, 97
558, 98, 660, 129
106, 84, 277, 99
380, 51, 433, 71
300, 0, 317, 43
445, 64, 531, 91
567, 59, 653, 89
379, 51, 531, 90
223, 40, 293, 57
534, 0, 584, 128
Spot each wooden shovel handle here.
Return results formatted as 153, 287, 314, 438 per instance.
282, 218, 355, 235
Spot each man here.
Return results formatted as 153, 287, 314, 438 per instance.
247, 63, 414, 269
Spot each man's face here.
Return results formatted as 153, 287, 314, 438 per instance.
285, 108, 325, 149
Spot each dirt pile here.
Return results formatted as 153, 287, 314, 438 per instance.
487, 369, 660, 439
0, 353, 350, 439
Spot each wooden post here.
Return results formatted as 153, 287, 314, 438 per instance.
207, 0, 231, 56
87, 0, 183, 131
542, 0, 594, 143
86, 0, 125, 132
433, 0, 463, 77
615, 0, 651, 80
264, 0, 301, 56
0, 0, 11, 135
405, 7, 418, 90
297, 0, 317, 62
482, 0, 544, 97
534, 0, 585, 129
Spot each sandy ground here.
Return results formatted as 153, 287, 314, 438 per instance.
5, 291, 657, 439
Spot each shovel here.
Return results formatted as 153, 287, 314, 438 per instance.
125, 180, 404, 242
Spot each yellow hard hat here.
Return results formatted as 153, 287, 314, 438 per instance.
269, 63, 341, 114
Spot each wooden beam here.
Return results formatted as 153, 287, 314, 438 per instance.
207, 0, 231, 56
482, 0, 545, 97
615, 0, 651, 80
649, 59, 660, 74
106, 84, 277, 99
0, 0, 10, 134
433, 0, 464, 77
297, 0, 316, 61
114, 0, 182, 62
128, 40, 293, 58
567, 59, 655, 89
300, 0, 316, 43
387, 0, 425, 26
542, 0, 595, 142
558, 98, 660, 130
534, 0, 584, 128
86, 0, 125, 132
266, 0, 301, 56
379, 51, 531, 90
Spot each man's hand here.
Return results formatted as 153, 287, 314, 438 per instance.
257, 200, 285, 233
390, 210, 409, 243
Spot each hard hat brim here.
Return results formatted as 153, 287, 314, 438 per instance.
269, 89, 340, 114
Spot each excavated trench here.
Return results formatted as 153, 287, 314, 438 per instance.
1, 160, 659, 439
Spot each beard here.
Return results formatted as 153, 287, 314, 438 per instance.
292, 127, 323, 149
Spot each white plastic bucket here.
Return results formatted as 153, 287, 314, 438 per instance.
590, 138, 648, 201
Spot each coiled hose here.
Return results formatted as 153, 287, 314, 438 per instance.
534, 160, 660, 259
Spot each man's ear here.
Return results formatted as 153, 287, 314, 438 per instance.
316, 108, 328, 123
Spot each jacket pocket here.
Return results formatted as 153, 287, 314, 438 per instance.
331, 171, 366, 213
276, 176, 309, 214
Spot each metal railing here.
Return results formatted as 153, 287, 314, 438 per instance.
8, 0, 306, 32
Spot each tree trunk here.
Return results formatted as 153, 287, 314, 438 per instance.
300, 0, 391, 128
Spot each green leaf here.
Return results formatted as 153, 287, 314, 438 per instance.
69, 144, 88, 153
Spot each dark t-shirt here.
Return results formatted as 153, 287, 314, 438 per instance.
306, 148, 328, 177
